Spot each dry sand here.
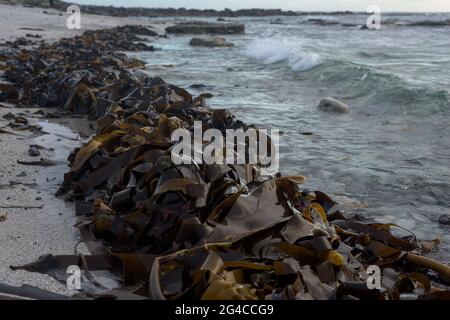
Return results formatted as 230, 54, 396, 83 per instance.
0, 2, 168, 42
0, 3, 167, 297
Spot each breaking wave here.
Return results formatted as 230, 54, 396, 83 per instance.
244, 38, 449, 114
302, 60, 450, 113
244, 37, 321, 72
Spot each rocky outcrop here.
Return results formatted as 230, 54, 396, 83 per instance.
45, 1, 298, 17
166, 22, 245, 35
189, 37, 234, 47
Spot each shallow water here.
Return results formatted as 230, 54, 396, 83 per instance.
137, 13, 450, 258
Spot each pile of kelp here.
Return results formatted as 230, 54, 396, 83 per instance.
0, 25, 155, 109
1, 26, 450, 300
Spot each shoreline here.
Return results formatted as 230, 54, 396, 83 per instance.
1, 4, 449, 300
0, 3, 168, 43
0, 106, 87, 296
0, 3, 164, 296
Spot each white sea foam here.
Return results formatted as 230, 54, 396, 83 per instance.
244, 37, 321, 72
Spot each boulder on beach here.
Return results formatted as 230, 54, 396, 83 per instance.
189, 37, 234, 47
317, 97, 350, 114
166, 22, 245, 35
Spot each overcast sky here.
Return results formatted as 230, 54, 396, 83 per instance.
71, 0, 450, 12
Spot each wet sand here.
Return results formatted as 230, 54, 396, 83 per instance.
0, 106, 84, 295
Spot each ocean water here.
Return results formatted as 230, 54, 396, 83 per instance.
137, 13, 450, 258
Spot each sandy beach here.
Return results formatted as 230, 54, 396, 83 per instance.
0, 2, 167, 42
0, 3, 163, 296
0, 106, 81, 296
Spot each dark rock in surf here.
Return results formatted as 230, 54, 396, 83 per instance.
439, 214, 450, 226
166, 22, 245, 35
189, 37, 234, 47
270, 18, 284, 25
25, 34, 42, 38
200, 93, 214, 98
190, 84, 207, 89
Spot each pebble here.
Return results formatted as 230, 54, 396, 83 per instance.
28, 145, 41, 157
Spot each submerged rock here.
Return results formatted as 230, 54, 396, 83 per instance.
133, 69, 153, 82
270, 18, 285, 25
190, 84, 207, 89
189, 37, 234, 47
406, 20, 450, 27
166, 22, 245, 35
439, 214, 450, 226
306, 18, 340, 26
317, 97, 350, 114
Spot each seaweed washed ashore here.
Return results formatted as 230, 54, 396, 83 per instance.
0, 25, 450, 300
